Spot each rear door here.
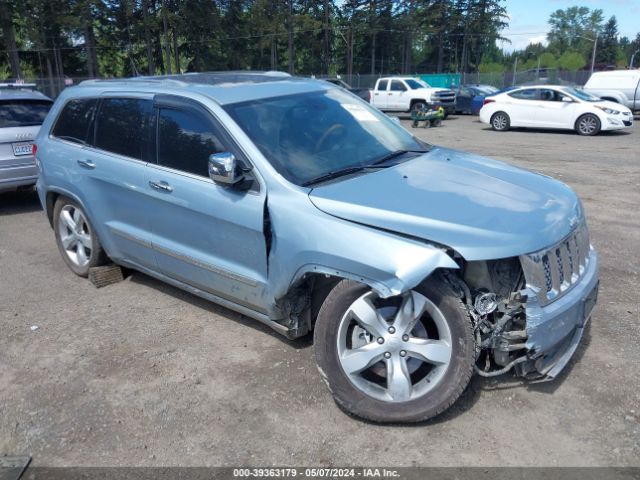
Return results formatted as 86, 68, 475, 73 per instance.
505, 88, 541, 126
86, 95, 158, 267
0, 99, 52, 187
145, 95, 268, 313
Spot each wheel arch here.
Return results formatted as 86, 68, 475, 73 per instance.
271, 255, 460, 339
45, 187, 85, 228
409, 98, 428, 110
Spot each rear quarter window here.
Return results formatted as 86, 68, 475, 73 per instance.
51, 98, 98, 145
0, 100, 52, 128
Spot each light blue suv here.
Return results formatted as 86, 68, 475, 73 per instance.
35, 72, 599, 422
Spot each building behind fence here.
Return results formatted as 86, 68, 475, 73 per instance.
8, 68, 593, 98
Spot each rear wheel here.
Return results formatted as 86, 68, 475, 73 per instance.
490, 111, 510, 131
314, 275, 475, 423
53, 197, 107, 277
575, 114, 601, 136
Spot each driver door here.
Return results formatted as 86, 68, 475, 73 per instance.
535, 88, 577, 128
145, 95, 268, 313
387, 80, 408, 111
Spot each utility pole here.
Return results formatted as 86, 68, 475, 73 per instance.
512, 57, 518, 86
590, 32, 598, 74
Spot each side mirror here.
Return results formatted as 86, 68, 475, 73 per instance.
562, 96, 574, 103
208, 152, 244, 186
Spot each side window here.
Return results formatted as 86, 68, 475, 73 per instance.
95, 98, 152, 160
508, 89, 539, 101
390, 80, 407, 92
157, 107, 226, 177
51, 98, 98, 145
377, 80, 388, 91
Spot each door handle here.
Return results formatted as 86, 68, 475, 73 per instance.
149, 180, 173, 193
77, 159, 95, 169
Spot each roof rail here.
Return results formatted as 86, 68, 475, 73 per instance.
0, 82, 38, 90
79, 71, 292, 88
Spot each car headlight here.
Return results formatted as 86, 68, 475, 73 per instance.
595, 105, 620, 115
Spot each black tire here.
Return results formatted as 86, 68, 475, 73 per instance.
53, 197, 107, 277
575, 113, 601, 136
410, 101, 426, 113
314, 275, 475, 423
490, 111, 510, 131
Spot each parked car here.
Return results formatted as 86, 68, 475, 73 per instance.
322, 77, 371, 102
0, 83, 53, 192
470, 85, 517, 115
370, 77, 457, 116
36, 72, 598, 423
480, 85, 633, 135
452, 84, 498, 114
583, 70, 640, 111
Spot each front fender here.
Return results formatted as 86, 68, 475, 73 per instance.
265, 190, 459, 315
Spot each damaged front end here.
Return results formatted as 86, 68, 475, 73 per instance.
448, 220, 599, 380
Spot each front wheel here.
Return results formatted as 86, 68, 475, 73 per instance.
410, 101, 427, 114
314, 275, 475, 423
490, 111, 510, 131
575, 114, 601, 136
53, 197, 107, 277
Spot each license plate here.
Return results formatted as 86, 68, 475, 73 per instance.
12, 142, 33, 156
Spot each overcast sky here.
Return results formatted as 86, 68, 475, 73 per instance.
500, 0, 639, 52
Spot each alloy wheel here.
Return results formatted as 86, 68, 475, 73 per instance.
336, 290, 452, 403
492, 113, 508, 130
578, 115, 598, 135
57, 205, 93, 267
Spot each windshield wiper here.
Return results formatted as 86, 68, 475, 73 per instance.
370, 149, 428, 166
302, 166, 369, 187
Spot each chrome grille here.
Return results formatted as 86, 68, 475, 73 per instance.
520, 220, 591, 306
433, 90, 456, 103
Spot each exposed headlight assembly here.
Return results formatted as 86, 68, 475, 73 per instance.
595, 105, 620, 115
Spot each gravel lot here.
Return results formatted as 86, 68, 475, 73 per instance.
1, 115, 639, 467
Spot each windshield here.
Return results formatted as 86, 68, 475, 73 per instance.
562, 87, 600, 102
224, 89, 429, 186
0, 100, 52, 127
405, 79, 424, 90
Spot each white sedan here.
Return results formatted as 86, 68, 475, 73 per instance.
479, 85, 633, 136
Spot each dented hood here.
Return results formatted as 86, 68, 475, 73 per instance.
308, 147, 581, 260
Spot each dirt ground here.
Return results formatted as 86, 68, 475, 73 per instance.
1, 115, 639, 467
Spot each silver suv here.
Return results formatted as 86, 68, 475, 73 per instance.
35, 72, 599, 423
0, 83, 53, 191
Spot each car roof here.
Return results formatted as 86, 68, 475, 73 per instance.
77, 71, 330, 105
0, 84, 52, 102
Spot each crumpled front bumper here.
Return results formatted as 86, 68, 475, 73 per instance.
520, 248, 599, 379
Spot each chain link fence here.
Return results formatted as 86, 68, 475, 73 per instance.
6, 69, 594, 98
316, 69, 593, 90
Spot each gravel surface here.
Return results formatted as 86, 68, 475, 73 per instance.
1, 115, 639, 467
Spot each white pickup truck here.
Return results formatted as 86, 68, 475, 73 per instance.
369, 77, 457, 115
583, 70, 640, 112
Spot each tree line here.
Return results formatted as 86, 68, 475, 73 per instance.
0, 1, 638, 83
